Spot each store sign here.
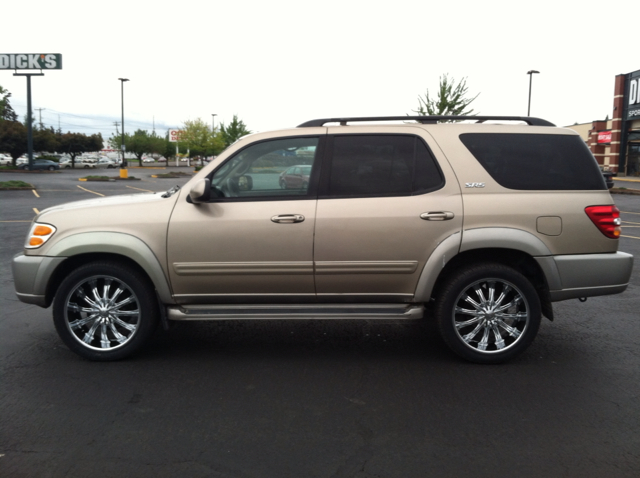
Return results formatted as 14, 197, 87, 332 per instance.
0, 53, 62, 70
597, 131, 612, 144
627, 70, 640, 120
169, 130, 184, 142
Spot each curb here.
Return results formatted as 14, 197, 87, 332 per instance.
611, 188, 640, 195
0, 169, 59, 173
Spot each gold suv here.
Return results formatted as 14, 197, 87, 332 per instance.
12, 116, 634, 363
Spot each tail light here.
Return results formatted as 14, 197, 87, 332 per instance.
585, 205, 621, 239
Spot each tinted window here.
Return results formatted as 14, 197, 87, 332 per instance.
327, 135, 443, 197
460, 133, 606, 190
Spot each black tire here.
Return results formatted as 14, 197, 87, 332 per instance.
48, 166, 55, 171
84, 165, 90, 168
434, 263, 541, 364
52, 261, 159, 361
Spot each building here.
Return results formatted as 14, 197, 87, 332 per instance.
566, 69, 640, 176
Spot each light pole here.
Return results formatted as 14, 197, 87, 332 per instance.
527, 70, 539, 116
211, 113, 217, 132
118, 78, 129, 172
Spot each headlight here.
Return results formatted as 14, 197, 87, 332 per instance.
25, 223, 57, 249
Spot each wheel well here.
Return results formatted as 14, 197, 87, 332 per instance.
45, 252, 154, 307
431, 248, 554, 320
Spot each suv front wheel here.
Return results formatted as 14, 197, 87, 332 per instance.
52, 261, 159, 361
435, 263, 541, 364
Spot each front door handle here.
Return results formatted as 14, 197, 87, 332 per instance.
420, 211, 455, 221
271, 214, 305, 224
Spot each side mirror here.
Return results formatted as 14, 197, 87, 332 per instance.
188, 178, 211, 204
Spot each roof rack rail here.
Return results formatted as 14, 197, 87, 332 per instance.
297, 116, 556, 127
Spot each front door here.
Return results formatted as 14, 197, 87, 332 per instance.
167, 133, 324, 304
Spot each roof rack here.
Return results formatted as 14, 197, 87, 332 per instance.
297, 116, 556, 127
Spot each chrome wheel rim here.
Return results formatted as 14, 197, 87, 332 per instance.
64, 275, 140, 351
452, 278, 530, 354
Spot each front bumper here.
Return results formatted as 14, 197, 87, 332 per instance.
535, 251, 634, 302
12, 253, 66, 308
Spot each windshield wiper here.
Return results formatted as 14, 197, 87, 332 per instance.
161, 185, 181, 198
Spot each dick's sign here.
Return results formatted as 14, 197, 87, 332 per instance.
627, 69, 640, 120
0, 54, 62, 70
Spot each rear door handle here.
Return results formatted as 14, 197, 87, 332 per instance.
271, 214, 305, 224
420, 211, 455, 221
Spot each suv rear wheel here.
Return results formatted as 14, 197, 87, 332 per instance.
52, 261, 159, 361
435, 263, 541, 364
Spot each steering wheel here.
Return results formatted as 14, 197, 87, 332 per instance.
223, 177, 240, 197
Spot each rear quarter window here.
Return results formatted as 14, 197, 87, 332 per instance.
459, 133, 607, 190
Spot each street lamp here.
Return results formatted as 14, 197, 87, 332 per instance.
118, 78, 129, 169
211, 113, 217, 132
527, 70, 540, 116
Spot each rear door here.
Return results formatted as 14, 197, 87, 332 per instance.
313, 127, 463, 300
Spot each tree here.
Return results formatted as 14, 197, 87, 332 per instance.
220, 115, 252, 148
413, 74, 479, 118
0, 120, 27, 163
34, 127, 59, 153
0, 85, 18, 122
59, 132, 103, 166
127, 129, 152, 164
181, 118, 225, 161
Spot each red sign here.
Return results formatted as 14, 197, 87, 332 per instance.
169, 130, 184, 142
597, 131, 612, 144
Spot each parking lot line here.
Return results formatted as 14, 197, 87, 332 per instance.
76, 185, 105, 197
32, 190, 39, 198
620, 211, 640, 215
33, 208, 39, 214
126, 185, 154, 192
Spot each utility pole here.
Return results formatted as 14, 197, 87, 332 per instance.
35, 107, 46, 129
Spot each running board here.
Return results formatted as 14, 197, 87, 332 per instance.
167, 304, 425, 321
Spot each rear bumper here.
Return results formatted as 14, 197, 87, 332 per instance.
535, 252, 634, 301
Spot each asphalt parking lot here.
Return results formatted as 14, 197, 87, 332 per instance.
1, 168, 639, 477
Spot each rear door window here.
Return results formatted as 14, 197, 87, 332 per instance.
323, 135, 444, 198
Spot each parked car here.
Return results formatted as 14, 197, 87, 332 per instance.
0, 153, 12, 165
12, 115, 634, 363
141, 157, 155, 163
60, 158, 97, 169
279, 165, 312, 189
19, 159, 60, 171
97, 157, 118, 169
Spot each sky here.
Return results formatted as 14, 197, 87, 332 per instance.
2, 0, 638, 143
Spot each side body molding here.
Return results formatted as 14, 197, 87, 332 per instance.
46, 232, 175, 304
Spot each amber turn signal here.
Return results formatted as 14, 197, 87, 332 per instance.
33, 225, 53, 236
25, 222, 57, 249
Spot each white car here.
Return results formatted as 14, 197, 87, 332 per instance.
97, 158, 118, 169
60, 158, 97, 169
0, 153, 12, 165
